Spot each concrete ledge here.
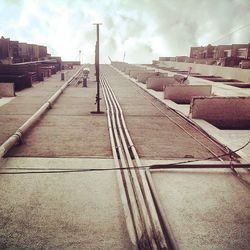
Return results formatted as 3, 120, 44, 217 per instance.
111, 62, 129, 72
158, 61, 250, 83
137, 72, 159, 83
146, 77, 179, 91
129, 69, 151, 79
111, 62, 128, 72
125, 67, 139, 74
164, 85, 212, 104
224, 82, 250, 88
118, 64, 128, 72
190, 96, 250, 129
0, 82, 15, 97
125, 67, 146, 75
124, 67, 133, 74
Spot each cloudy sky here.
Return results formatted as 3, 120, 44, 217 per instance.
1, 0, 249, 63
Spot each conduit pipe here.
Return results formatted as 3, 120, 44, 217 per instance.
101, 74, 171, 249
101, 78, 139, 247
102, 77, 152, 248
102, 74, 170, 248
145, 169, 179, 250
0, 67, 83, 159
102, 77, 156, 249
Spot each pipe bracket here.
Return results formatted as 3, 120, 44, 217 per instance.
48, 101, 52, 109
15, 130, 23, 145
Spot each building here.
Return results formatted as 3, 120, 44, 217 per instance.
190, 43, 250, 60
159, 43, 250, 68
0, 61, 249, 249
0, 36, 49, 63
0, 37, 10, 59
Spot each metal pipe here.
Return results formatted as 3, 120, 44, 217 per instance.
96, 26, 100, 112
101, 76, 153, 248
101, 73, 169, 249
93, 23, 102, 113
102, 76, 156, 249
102, 73, 169, 249
145, 169, 179, 250
101, 77, 139, 247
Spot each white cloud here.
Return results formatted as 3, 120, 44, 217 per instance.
1, 0, 249, 63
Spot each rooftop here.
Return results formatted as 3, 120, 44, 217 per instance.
0, 61, 249, 249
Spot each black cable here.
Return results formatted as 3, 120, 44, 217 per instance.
1, 139, 249, 175
211, 21, 250, 44
233, 139, 250, 152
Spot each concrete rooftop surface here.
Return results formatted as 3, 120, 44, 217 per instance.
0, 63, 249, 249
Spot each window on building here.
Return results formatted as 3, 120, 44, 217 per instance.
224, 50, 231, 57
237, 48, 247, 58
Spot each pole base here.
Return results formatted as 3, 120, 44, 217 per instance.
90, 111, 105, 115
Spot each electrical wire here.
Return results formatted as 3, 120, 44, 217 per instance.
211, 21, 250, 44
1, 139, 249, 175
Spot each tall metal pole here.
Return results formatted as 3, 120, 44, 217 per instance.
79, 50, 81, 64
91, 23, 104, 114
96, 24, 100, 112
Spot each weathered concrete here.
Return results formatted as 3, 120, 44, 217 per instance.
129, 69, 148, 78
5, 67, 111, 158
158, 61, 250, 83
152, 169, 250, 250
115, 64, 250, 162
0, 96, 51, 115
146, 77, 179, 91
0, 97, 15, 107
8, 115, 111, 157
0, 66, 135, 249
0, 68, 80, 145
124, 66, 147, 75
2, 63, 247, 250
164, 85, 212, 104
125, 67, 140, 75
0, 115, 30, 143
148, 63, 250, 97
137, 72, 158, 83
194, 119, 250, 162
113, 62, 129, 72
104, 65, 231, 160
0, 157, 133, 249
117, 63, 129, 72
0, 82, 15, 97
190, 96, 250, 129
125, 116, 226, 159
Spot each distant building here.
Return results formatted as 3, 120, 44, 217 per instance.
190, 44, 250, 60
0, 36, 48, 64
0, 37, 10, 59
158, 43, 250, 68
189, 44, 250, 67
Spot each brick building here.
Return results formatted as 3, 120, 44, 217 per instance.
0, 36, 48, 63
190, 43, 250, 60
